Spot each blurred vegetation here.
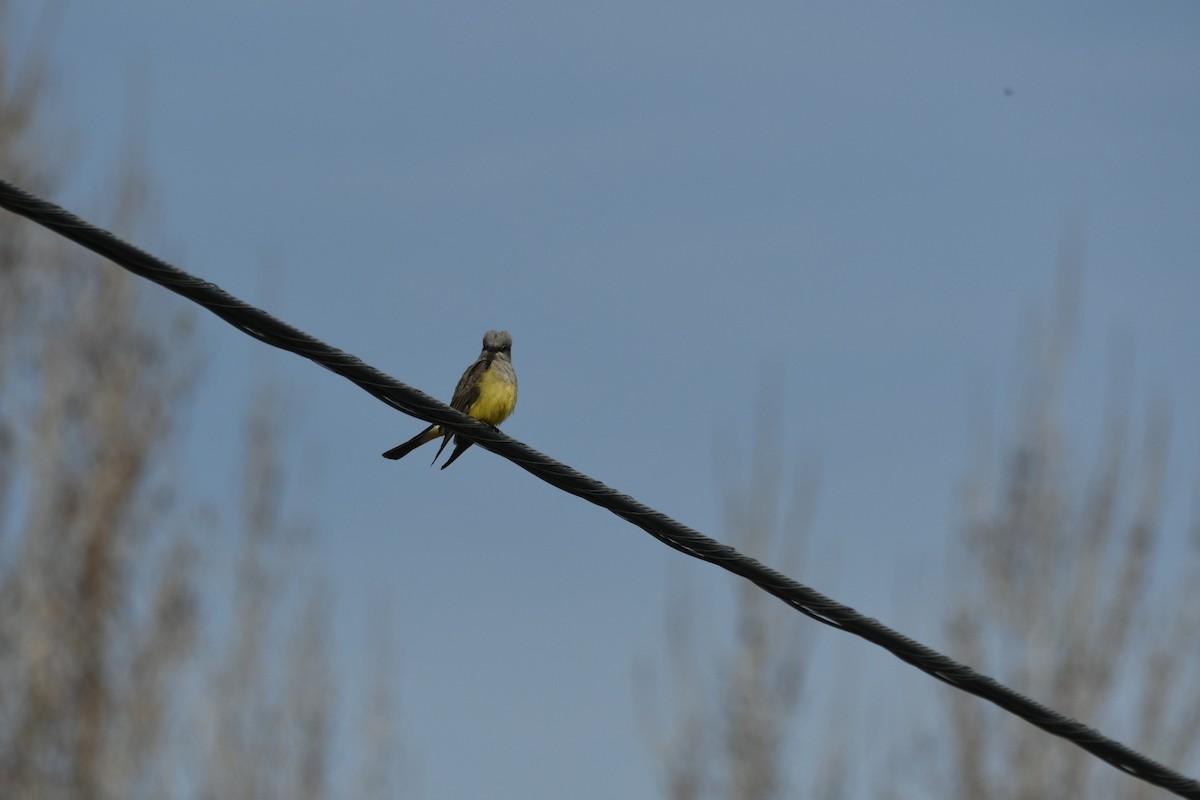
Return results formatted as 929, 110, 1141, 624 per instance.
645, 399, 840, 800
0, 5, 400, 799
945, 266, 1200, 798
650, 269, 1199, 799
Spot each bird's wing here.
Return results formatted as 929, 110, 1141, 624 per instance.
448, 358, 487, 413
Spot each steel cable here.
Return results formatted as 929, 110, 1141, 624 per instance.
1, 177, 1196, 798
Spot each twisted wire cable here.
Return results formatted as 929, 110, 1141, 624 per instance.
1, 177, 1196, 798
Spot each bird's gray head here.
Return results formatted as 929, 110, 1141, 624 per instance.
482, 330, 512, 358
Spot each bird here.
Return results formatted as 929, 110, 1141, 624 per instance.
382, 330, 518, 469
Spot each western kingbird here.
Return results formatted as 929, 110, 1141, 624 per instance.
382, 330, 518, 469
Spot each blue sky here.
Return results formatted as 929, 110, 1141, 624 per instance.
13, 1, 1200, 796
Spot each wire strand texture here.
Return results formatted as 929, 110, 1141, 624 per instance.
1, 177, 1196, 799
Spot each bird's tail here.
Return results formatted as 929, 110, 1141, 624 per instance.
381, 425, 440, 460
438, 438, 474, 470
433, 430, 453, 464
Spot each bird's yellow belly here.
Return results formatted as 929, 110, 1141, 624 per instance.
468, 368, 517, 425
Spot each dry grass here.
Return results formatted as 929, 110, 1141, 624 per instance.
946, 265, 1200, 798
649, 396, 826, 800
0, 7, 401, 798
